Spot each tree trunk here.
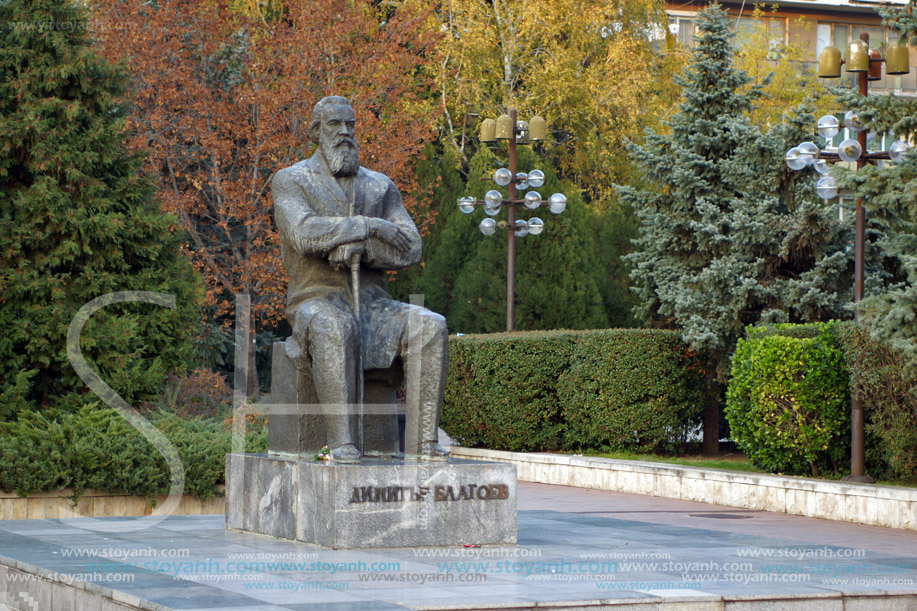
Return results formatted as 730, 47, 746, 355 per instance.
702, 373, 720, 456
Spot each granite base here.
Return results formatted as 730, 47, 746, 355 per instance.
225, 453, 517, 548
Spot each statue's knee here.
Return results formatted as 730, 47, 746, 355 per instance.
421, 311, 448, 347
310, 309, 357, 344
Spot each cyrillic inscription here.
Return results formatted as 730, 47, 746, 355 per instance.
348, 483, 509, 504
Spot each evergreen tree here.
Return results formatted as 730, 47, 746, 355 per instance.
417, 147, 608, 333
618, 4, 854, 454
386, 143, 468, 304
412, 147, 492, 322
0, 0, 202, 417
593, 199, 639, 329
833, 0, 917, 369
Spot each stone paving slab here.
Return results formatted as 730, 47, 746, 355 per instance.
0, 482, 915, 610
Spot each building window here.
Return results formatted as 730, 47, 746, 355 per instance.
735, 15, 787, 56
668, 15, 696, 47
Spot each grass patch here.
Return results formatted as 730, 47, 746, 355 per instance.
581, 450, 764, 473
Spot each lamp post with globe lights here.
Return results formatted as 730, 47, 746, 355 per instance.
457, 109, 567, 332
785, 31, 912, 482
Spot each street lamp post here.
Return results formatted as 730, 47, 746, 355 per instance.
458, 109, 566, 332
786, 32, 912, 482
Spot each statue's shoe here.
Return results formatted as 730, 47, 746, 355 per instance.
329, 444, 361, 464
419, 442, 449, 462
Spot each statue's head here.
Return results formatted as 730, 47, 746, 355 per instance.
309, 95, 359, 177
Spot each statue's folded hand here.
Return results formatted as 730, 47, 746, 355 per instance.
329, 242, 365, 268
368, 218, 411, 252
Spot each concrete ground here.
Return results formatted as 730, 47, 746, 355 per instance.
1, 481, 916, 610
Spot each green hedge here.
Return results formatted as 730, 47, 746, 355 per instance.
442, 329, 705, 453
0, 404, 267, 500
725, 323, 850, 476
835, 324, 917, 482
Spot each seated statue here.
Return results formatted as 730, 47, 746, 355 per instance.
271, 95, 449, 464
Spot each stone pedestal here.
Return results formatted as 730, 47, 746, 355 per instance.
225, 453, 517, 549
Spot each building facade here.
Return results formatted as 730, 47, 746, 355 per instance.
666, 0, 917, 95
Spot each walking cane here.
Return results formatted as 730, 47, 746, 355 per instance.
350, 252, 364, 457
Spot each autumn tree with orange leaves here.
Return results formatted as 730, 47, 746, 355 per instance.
91, 0, 438, 392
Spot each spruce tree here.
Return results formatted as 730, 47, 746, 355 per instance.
833, 0, 917, 368
619, 4, 854, 454
0, 0, 201, 417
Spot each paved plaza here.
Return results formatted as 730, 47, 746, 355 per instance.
1, 481, 916, 610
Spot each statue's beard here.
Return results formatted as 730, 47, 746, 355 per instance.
322, 137, 359, 177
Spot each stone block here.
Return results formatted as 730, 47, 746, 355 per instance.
723, 481, 748, 508
785, 489, 802, 515
50, 582, 76, 611
10, 499, 26, 520
268, 340, 401, 457
683, 477, 706, 503
257, 456, 295, 541
24, 575, 52, 611
844, 595, 917, 611
225, 453, 516, 549
225, 453, 243, 530
904, 500, 917, 530
0, 565, 8, 606
706, 480, 723, 504
73, 587, 103, 611
805, 490, 819, 518
658, 601, 725, 611
269, 340, 324, 456
5, 569, 27, 610
723, 596, 843, 611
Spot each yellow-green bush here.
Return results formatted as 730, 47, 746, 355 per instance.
442, 329, 705, 453
725, 323, 850, 476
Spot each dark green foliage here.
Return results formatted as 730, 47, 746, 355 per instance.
592, 202, 639, 328
0, 0, 202, 416
409, 145, 487, 317
557, 331, 705, 452
420, 146, 609, 333
387, 143, 468, 303
620, 4, 852, 378
442, 329, 705, 453
0, 405, 267, 499
618, 4, 854, 451
834, 324, 917, 482
726, 323, 850, 476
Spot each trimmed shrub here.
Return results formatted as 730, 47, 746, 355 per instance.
725, 323, 850, 476
0, 404, 267, 500
442, 329, 705, 453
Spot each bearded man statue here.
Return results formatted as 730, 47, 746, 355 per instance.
271, 95, 449, 464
